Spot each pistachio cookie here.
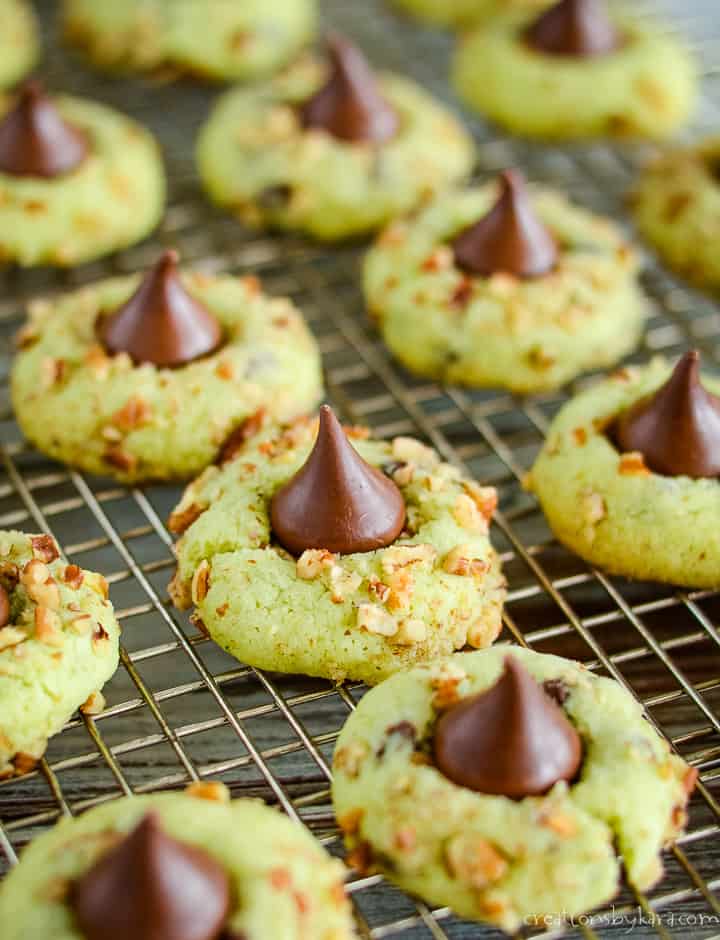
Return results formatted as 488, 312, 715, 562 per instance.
197, 35, 474, 241
169, 406, 505, 685
0, 784, 355, 940
0, 530, 120, 778
62, 0, 316, 82
453, 0, 697, 140
632, 139, 720, 292
11, 251, 323, 483
364, 170, 645, 393
528, 351, 720, 587
390, 0, 547, 30
0, 0, 39, 89
333, 646, 696, 932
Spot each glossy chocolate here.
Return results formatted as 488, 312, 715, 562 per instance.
72, 813, 230, 940
525, 0, 620, 58
301, 34, 398, 144
0, 585, 9, 629
270, 405, 406, 556
433, 656, 582, 798
99, 250, 223, 368
0, 81, 88, 178
614, 350, 720, 479
452, 170, 558, 278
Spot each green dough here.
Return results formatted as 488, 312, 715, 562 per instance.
62, 0, 317, 81
0, 530, 120, 778
197, 56, 474, 241
527, 358, 720, 587
453, 10, 697, 139
0, 0, 39, 89
169, 415, 506, 685
12, 270, 323, 483
364, 181, 646, 393
0, 787, 355, 940
0, 92, 165, 267
390, 0, 547, 29
632, 139, 720, 291
332, 646, 695, 933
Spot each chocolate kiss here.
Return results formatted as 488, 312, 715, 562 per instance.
525, 0, 620, 58
0, 81, 88, 178
452, 170, 558, 278
72, 813, 230, 940
100, 250, 223, 368
614, 350, 720, 479
433, 656, 582, 798
301, 34, 399, 144
0, 585, 9, 629
270, 405, 406, 556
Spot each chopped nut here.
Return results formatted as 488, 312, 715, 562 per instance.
540, 812, 577, 838
391, 436, 439, 469
421, 246, 453, 272
215, 359, 234, 380
467, 611, 503, 649
30, 535, 59, 564
619, 452, 651, 476
572, 427, 588, 446
35, 607, 63, 646
104, 447, 138, 473
445, 833, 507, 889
80, 691, 106, 716
393, 618, 427, 645
218, 408, 267, 463
393, 827, 417, 852
296, 549, 336, 580
191, 560, 211, 604
333, 741, 368, 778
463, 482, 498, 523
0, 627, 26, 651
0, 562, 19, 589
12, 752, 40, 776
453, 493, 488, 533
386, 569, 413, 612
92, 623, 110, 652
329, 565, 362, 603
392, 463, 415, 486
167, 501, 206, 535
110, 396, 152, 432
443, 544, 489, 578
356, 603, 397, 637
368, 577, 391, 603
430, 661, 467, 709
20, 558, 50, 590
381, 543, 436, 575
69, 615, 92, 635
337, 808, 364, 835
186, 780, 230, 803
63, 564, 84, 589
85, 344, 111, 380
346, 841, 374, 875
40, 357, 66, 389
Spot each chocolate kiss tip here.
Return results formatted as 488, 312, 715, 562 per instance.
525, 0, 620, 58
0, 79, 88, 178
99, 251, 223, 369
0, 584, 8, 629
452, 170, 558, 279
433, 655, 582, 798
270, 404, 406, 556
614, 350, 720, 479
72, 812, 231, 940
301, 33, 398, 144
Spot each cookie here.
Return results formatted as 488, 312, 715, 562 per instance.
169, 412, 506, 685
332, 646, 695, 932
364, 173, 646, 393
0, 530, 120, 778
0, 784, 355, 939
452, 4, 697, 140
62, 0, 317, 81
11, 255, 323, 484
0, 84, 165, 267
0, 0, 39, 89
632, 138, 720, 291
197, 49, 474, 241
527, 355, 720, 587
390, 0, 547, 29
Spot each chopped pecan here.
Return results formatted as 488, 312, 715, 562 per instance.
111, 396, 153, 432
92, 623, 110, 652
35, 607, 63, 646
356, 603, 397, 637
63, 564, 84, 589
191, 560, 211, 604
186, 780, 230, 803
393, 618, 427, 645
167, 501, 206, 535
618, 452, 651, 476
337, 808, 364, 836
296, 549, 336, 580
31, 534, 59, 564
218, 408, 267, 463
80, 691, 106, 716
445, 833, 507, 889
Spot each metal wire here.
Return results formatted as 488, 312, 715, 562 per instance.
0, 0, 719, 937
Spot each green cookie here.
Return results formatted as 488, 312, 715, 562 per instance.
364, 181, 646, 393
12, 269, 323, 483
0, 92, 166, 267
453, 10, 697, 139
527, 358, 720, 587
332, 646, 695, 932
390, 0, 548, 29
197, 56, 474, 241
632, 138, 720, 292
0, 530, 120, 778
63, 0, 317, 81
169, 415, 506, 685
0, 0, 39, 89
0, 786, 355, 940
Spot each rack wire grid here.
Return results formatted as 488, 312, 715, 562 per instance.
1, 1, 719, 938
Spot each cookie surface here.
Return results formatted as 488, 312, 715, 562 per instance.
528, 359, 720, 587
197, 57, 474, 241
12, 270, 323, 483
332, 646, 695, 932
62, 0, 316, 81
169, 416, 505, 685
0, 93, 165, 267
0, 0, 38, 89
453, 10, 697, 139
364, 182, 646, 393
0, 787, 355, 939
632, 139, 720, 291
390, 0, 547, 29
0, 530, 120, 778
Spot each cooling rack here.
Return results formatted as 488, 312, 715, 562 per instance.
0, 0, 719, 937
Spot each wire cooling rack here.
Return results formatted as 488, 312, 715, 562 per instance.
1, 1, 719, 937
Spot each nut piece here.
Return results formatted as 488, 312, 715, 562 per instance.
35, 607, 63, 646
80, 691, 106, 716
391, 437, 439, 469
333, 741, 368, 778
381, 543, 436, 575
186, 780, 230, 804
296, 549, 336, 580
329, 565, 362, 603
0, 627, 26, 651
393, 618, 427, 646
453, 494, 489, 534
357, 603, 398, 637
30, 535, 60, 564
429, 661, 467, 709
445, 833, 508, 889
618, 452, 651, 476
191, 560, 211, 604
63, 564, 84, 589
443, 545, 490, 578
